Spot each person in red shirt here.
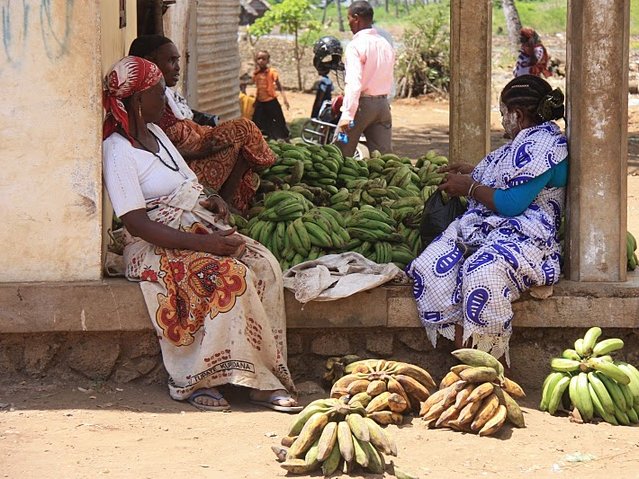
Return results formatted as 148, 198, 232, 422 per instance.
513, 27, 551, 78
252, 50, 290, 140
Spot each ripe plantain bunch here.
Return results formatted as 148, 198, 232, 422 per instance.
329, 359, 436, 425
540, 327, 639, 425
420, 348, 526, 437
321, 354, 362, 388
279, 397, 397, 475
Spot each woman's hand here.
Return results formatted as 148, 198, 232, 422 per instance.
207, 138, 233, 155
200, 228, 246, 257
438, 162, 475, 175
438, 172, 473, 197
200, 195, 231, 224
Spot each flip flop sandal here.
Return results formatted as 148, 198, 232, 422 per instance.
187, 389, 231, 412
250, 394, 303, 413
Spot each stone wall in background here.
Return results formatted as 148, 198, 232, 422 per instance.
1, 328, 638, 394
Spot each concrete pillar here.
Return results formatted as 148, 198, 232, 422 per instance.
565, 1, 630, 281
449, 0, 492, 165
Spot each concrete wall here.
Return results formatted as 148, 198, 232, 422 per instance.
99, 0, 138, 271
0, 1, 103, 282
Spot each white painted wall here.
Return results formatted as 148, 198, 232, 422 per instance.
0, 1, 103, 282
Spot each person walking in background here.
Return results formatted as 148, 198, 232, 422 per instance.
514, 27, 551, 78
239, 73, 255, 120
336, 0, 395, 157
252, 50, 290, 140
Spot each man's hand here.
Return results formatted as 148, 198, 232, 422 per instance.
337, 117, 352, 133
200, 195, 231, 224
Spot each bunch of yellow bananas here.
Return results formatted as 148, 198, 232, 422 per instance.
328, 359, 436, 425
278, 397, 396, 475
419, 349, 526, 437
540, 327, 639, 425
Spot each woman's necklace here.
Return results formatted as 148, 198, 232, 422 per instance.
133, 129, 179, 172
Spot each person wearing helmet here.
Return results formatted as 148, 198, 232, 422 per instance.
310, 36, 343, 119
337, 1, 395, 157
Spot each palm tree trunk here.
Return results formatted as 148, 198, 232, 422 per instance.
294, 29, 302, 90
502, 0, 522, 53
337, 0, 345, 32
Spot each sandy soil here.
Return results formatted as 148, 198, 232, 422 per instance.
1, 380, 638, 479
3, 92, 639, 479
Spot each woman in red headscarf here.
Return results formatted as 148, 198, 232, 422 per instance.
513, 27, 551, 78
102, 56, 300, 413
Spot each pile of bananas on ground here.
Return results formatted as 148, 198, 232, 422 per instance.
626, 231, 638, 270
420, 349, 526, 436
278, 397, 397, 475
540, 327, 639, 425
321, 354, 362, 388
328, 359, 436, 425
237, 142, 456, 270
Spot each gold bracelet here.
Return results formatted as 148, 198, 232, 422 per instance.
468, 181, 481, 198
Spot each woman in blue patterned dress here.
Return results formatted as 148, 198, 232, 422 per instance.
406, 75, 567, 364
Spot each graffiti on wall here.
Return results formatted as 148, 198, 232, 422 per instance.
1, 0, 74, 68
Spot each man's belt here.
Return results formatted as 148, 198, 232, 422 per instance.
361, 94, 388, 99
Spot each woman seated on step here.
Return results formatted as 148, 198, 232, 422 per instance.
407, 75, 568, 365
129, 35, 277, 214
102, 56, 301, 413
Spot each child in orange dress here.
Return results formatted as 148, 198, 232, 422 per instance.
252, 50, 290, 140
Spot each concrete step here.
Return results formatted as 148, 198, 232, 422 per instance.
2, 275, 639, 334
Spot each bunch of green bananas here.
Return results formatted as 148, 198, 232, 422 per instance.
420, 349, 525, 437
253, 144, 464, 270
343, 205, 415, 266
540, 327, 639, 425
241, 190, 354, 270
627, 231, 638, 271
279, 397, 396, 475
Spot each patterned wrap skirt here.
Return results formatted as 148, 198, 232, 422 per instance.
122, 180, 295, 400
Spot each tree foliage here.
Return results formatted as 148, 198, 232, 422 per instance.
395, 6, 450, 98
248, 0, 321, 90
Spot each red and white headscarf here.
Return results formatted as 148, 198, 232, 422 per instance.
103, 56, 163, 141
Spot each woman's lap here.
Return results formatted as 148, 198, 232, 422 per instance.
409, 233, 553, 337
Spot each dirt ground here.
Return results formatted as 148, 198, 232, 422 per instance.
2, 379, 638, 478
2, 93, 639, 478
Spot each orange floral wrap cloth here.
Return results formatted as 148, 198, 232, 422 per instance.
122, 180, 295, 400
161, 116, 276, 212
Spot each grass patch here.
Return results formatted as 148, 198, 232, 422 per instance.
313, 0, 639, 38
493, 0, 566, 37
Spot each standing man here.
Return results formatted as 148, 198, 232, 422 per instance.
336, 1, 395, 157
